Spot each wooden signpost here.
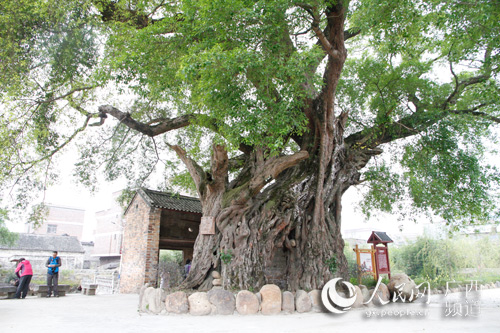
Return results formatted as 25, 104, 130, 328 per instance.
353, 244, 377, 284
367, 231, 393, 280
353, 231, 394, 283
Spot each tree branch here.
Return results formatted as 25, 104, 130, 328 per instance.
167, 144, 206, 195
248, 150, 309, 195
347, 45, 498, 151
96, 105, 253, 154
344, 28, 361, 41
450, 107, 500, 123
36, 86, 95, 104
96, 105, 194, 136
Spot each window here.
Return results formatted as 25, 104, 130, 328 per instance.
47, 224, 57, 234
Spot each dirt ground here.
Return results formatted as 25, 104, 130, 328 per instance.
1, 288, 499, 332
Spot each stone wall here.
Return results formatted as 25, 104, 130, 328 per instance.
139, 284, 334, 316
119, 195, 161, 293
138, 278, 500, 316
0, 249, 86, 273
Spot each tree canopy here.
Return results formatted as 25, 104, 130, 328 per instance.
1, 0, 499, 231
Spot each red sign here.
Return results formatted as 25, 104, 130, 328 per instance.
375, 247, 390, 275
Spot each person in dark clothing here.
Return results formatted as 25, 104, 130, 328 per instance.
45, 251, 62, 297
14, 258, 33, 299
184, 259, 192, 278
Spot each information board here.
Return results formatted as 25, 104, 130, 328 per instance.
375, 247, 390, 275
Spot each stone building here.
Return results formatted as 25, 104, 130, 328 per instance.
26, 204, 85, 240
0, 233, 86, 274
120, 188, 201, 293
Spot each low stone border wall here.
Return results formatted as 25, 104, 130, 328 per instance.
138, 278, 500, 316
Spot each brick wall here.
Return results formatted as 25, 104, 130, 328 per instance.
264, 248, 288, 289
119, 195, 161, 293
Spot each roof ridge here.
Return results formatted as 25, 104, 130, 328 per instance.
137, 188, 202, 214
142, 188, 200, 201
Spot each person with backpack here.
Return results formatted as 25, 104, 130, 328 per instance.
14, 258, 33, 299
45, 251, 62, 297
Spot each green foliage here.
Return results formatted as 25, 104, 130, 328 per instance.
0, 0, 499, 232
159, 250, 184, 289
4, 271, 18, 284
325, 255, 337, 275
391, 237, 457, 280
391, 235, 500, 287
159, 250, 183, 265
343, 242, 359, 278
220, 249, 233, 265
27, 204, 49, 230
0, 208, 18, 246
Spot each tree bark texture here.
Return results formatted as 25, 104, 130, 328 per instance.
180, 121, 376, 291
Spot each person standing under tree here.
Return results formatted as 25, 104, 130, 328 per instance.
14, 258, 33, 299
184, 259, 191, 279
45, 251, 62, 297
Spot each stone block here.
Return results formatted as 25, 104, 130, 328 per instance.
188, 292, 212, 316
236, 290, 259, 315
282, 291, 295, 314
387, 274, 419, 302
207, 289, 236, 315
165, 291, 189, 314
295, 290, 312, 313
260, 284, 282, 315
308, 290, 324, 312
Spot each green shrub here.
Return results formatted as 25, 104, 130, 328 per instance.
390, 235, 500, 287
159, 250, 184, 289
160, 250, 183, 265
343, 242, 360, 279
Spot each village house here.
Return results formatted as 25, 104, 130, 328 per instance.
26, 204, 85, 240
92, 191, 124, 267
119, 188, 201, 293
0, 233, 85, 276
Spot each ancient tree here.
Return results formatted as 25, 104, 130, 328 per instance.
1, 0, 499, 289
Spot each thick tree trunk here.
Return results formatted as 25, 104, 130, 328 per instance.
181, 3, 355, 291
181, 136, 369, 291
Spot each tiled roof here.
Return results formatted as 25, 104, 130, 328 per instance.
367, 231, 394, 244
0, 233, 85, 253
138, 188, 202, 214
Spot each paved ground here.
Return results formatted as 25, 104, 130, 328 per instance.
1, 288, 500, 333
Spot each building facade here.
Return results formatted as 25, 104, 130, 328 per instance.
93, 192, 124, 266
119, 189, 201, 293
27, 204, 85, 240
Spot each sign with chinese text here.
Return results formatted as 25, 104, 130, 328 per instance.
200, 216, 216, 235
354, 245, 377, 283
375, 247, 390, 275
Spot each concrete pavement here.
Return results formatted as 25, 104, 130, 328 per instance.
1, 288, 499, 333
